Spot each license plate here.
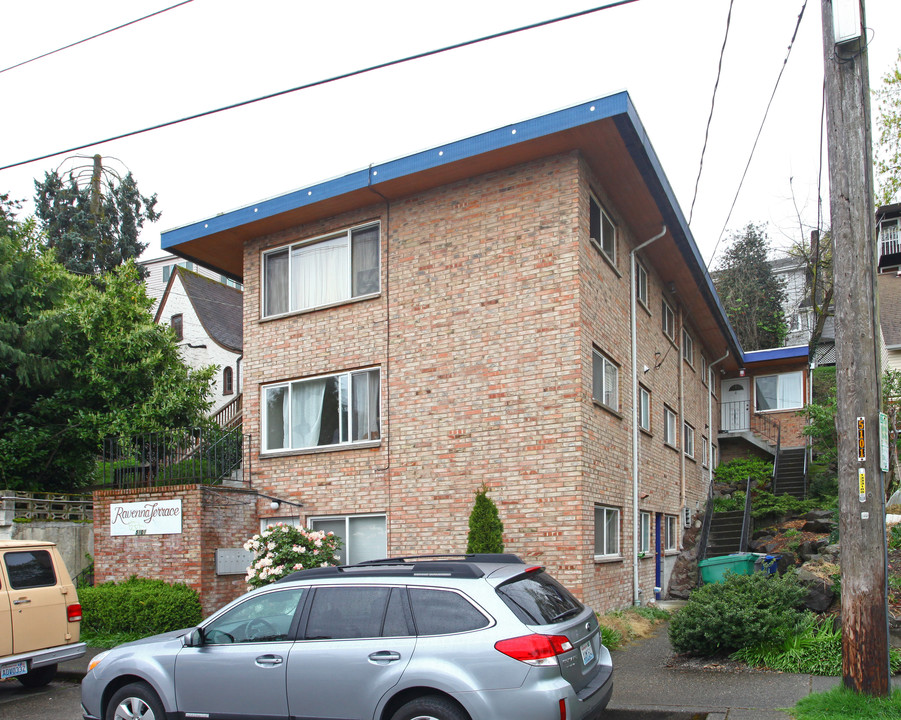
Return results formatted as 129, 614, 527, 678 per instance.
1, 661, 27, 680
580, 641, 595, 666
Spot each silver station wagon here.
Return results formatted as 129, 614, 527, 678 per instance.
81, 554, 612, 720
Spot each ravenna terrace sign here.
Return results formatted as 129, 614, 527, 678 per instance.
110, 499, 182, 536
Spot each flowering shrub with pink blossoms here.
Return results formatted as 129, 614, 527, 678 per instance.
243, 523, 342, 589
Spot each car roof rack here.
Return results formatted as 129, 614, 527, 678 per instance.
276, 554, 524, 584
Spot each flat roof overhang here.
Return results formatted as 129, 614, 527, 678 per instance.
162, 91, 744, 368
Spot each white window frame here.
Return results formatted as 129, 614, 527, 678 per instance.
663, 406, 678, 447
664, 515, 679, 552
589, 193, 617, 265
754, 370, 804, 412
593, 505, 621, 558
702, 436, 709, 468
682, 328, 694, 366
262, 222, 380, 318
639, 511, 651, 555
308, 513, 386, 565
683, 422, 695, 458
662, 300, 675, 341
592, 348, 619, 410
701, 355, 709, 386
635, 261, 648, 307
262, 367, 380, 453
638, 385, 651, 432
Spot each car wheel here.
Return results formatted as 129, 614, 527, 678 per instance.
106, 682, 166, 720
16, 663, 57, 688
390, 695, 469, 720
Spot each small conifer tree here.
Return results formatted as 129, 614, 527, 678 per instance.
466, 484, 504, 553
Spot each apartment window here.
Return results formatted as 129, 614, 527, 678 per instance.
635, 261, 648, 306
662, 300, 675, 340
219, 275, 243, 290
712, 444, 718, 468
663, 406, 677, 447
223, 366, 234, 395
163, 261, 193, 283
263, 223, 380, 317
589, 194, 617, 264
593, 505, 620, 558
702, 436, 709, 467
664, 515, 679, 552
639, 511, 651, 555
263, 368, 380, 452
701, 355, 709, 385
170, 314, 183, 342
683, 422, 695, 458
755, 371, 803, 411
592, 349, 619, 410
682, 329, 694, 365
638, 386, 651, 432
308, 514, 386, 565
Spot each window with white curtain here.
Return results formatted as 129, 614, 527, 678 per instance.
664, 515, 678, 551
755, 371, 803, 411
664, 406, 677, 447
262, 368, 380, 452
263, 223, 379, 317
309, 514, 386, 564
592, 348, 619, 410
594, 505, 620, 558
639, 511, 651, 554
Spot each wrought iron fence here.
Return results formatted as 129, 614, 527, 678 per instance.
100, 427, 251, 489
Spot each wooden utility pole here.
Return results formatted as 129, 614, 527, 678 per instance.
821, 0, 890, 695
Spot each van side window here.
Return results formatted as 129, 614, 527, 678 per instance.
4, 550, 57, 589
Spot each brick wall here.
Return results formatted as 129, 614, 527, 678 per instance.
93, 485, 257, 616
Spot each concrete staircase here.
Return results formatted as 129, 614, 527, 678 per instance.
705, 510, 745, 558
773, 447, 807, 499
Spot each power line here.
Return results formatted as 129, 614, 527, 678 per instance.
0, 1, 194, 76
707, 0, 809, 268
688, 0, 734, 227
0, 0, 639, 173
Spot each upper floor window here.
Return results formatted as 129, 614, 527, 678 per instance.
262, 368, 380, 452
223, 366, 234, 395
682, 328, 694, 366
755, 371, 803, 411
589, 194, 616, 265
263, 223, 379, 318
638, 385, 651, 432
592, 348, 619, 410
163, 261, 193, 283
663, 405, 677, 447
635, 261, 648, 306
662, 300, 675, 340
683, 422, 695, 458
170, 314, 183, 342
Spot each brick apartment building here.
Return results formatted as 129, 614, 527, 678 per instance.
155, 92, 806, 611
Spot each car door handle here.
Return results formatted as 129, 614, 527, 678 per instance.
255, 654, 284, 667
12, 598, 31, 605
368, 651, 402, 664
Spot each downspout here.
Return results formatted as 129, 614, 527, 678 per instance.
630, 225, 666, 606
678, 304, 685, 514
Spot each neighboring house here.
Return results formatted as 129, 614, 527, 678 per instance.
140, 253, 242, 315
160, 92, 806, 610
879, 205, 901, 372
154, 266, 243, 416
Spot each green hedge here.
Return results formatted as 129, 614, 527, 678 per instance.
79, 577, 202, 635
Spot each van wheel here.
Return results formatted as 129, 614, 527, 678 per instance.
17, 663, 57, 688
390, 695, 469, 720
107, 682, 165, 720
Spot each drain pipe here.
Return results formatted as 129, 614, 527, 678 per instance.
630, 225, 666, 606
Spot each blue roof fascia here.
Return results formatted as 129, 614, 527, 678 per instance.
162, 94, 631, 251
743, 345, 810, 364
612, 99, 745, 361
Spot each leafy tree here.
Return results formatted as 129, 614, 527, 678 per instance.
882, 369, 901, 501
466, 484, 504, 553
0, 213, 213, 491
786, 229, 834, 357
875, 50, 901, 206
713, 223, 787, 351
34, 155, 160, 276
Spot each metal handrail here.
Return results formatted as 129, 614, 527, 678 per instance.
739, 476, 753, 552
696, 480, 717, 564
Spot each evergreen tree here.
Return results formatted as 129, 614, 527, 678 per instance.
34, 155, 160, 276
713, 223, 787, 351
466, 484, 504, 554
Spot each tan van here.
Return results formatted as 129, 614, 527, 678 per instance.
0, 539, 85, 687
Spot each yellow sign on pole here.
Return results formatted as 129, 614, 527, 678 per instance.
857, 417, 866, 461
859, 468, 866, 502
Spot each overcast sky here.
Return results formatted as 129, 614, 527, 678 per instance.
2, 0, 900, 267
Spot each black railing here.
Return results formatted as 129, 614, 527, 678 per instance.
100, 427, 250, 489
739, 476, 753, 552
719, 400, 781, 446
696, 480, 716, 564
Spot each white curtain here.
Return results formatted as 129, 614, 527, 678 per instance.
291, 237, 349, 311
264, 250, 290, 316
291, 379, 327, 448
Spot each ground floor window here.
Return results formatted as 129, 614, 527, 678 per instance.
639, 511, 651, 555
664, 514, 679, 552
308, 513, 386, 564
594, 505, 620, 558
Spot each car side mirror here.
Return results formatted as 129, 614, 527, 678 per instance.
184, 628, 204, 647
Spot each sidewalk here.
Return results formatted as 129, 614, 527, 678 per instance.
607, 622, 901, 720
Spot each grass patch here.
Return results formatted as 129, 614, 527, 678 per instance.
597, 605, 669, 650
792, 685, 901, 719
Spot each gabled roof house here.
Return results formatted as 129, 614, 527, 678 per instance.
160, 92, 808, 609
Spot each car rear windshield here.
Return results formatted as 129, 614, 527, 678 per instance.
496, 569, 584, 625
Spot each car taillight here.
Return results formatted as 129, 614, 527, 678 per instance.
67, 603, 82, 622
494, 634, 573, 666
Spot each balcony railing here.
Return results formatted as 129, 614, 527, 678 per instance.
719, 400, 781, 446
880, 223, 901, 258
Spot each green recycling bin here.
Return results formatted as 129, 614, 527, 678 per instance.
698, 553, 757, 584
